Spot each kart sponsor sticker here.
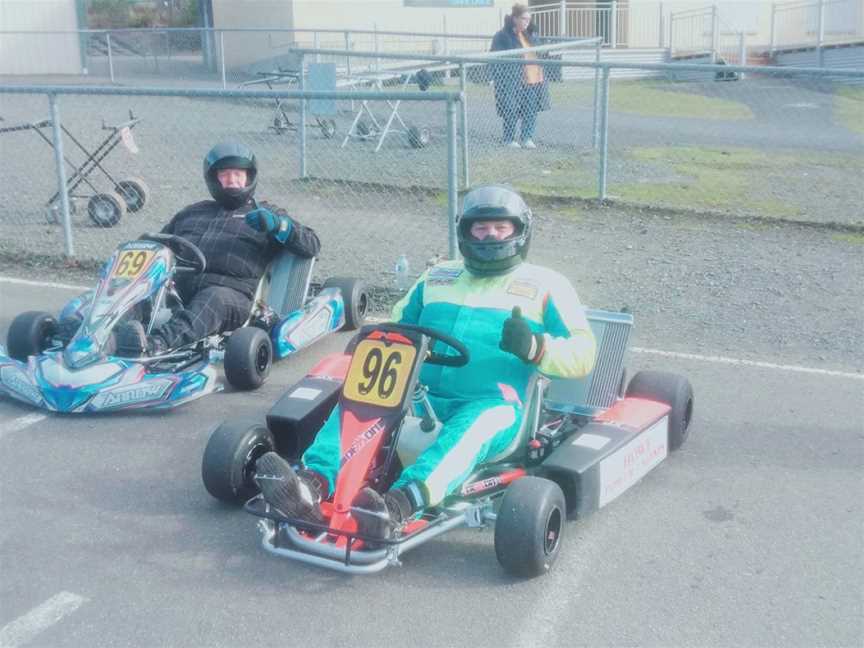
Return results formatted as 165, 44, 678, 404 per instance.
0, 365, 42, 404
113, 249, 154, 279
507, 279, 539, 300
427, 267, 462, 285
340, 419, 386, 468
290, 386, 321, 401
343, 339, 417, 408
90, 378, 174, 409
598, 416, 668, 508
286, 305, 333, 349
572, 433, 611, 450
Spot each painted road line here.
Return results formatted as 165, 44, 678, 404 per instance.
632, 347, 863, 380
0, 413, 47, 440
0, 276, 88, 291
0, 591, 88, 648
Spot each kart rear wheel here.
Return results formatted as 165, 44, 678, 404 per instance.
87, 191, 126, 227
202, 418, 275, 503
495, 476, 566, 578
322, 277, 368, 330
7, 311, 58, 361
115, 177, 150, 213
224, 326, 273, 390
626, 370, 694, 451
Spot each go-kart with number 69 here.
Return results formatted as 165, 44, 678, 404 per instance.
0, 233, 368, 413
201, 308, 694, 577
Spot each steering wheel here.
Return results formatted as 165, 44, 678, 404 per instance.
140, 233, 206, 274
361, 322, 470, 367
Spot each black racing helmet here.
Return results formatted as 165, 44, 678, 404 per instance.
203, 141, 258, 209
457, 184, 533, 276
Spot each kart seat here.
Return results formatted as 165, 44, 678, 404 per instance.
483, 308, 633, 465
254, 249, 316, 318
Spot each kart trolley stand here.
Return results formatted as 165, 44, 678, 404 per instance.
240, 69, 337, 139
0, 111, 148, 227
340, 68, 433, 152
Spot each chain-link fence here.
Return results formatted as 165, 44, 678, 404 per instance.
1, 55, 862, 293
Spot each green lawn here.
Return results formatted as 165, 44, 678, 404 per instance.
834, 85, 864, 136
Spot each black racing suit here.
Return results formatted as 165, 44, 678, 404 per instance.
154, 198, 320, 348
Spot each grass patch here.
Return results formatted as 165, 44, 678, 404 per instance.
832, 231, 864, 244
462, 79, 753, 120
834, 85, 864, 136
468, 148, 597, 199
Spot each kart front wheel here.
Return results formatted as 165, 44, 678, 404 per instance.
224, 326, 273, 390
494, 476, 566, 578
322, 277, 368, 330
7, 311, 58, 361
202, 419, 275, 503
626, 370, 694, 451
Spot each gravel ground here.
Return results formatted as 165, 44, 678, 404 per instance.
3, 192, 862, 374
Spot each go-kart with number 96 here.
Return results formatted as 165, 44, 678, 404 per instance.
0, 233, 368, 413
201, 309, 694, 577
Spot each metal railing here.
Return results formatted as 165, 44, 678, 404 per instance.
770, 0, 863, 60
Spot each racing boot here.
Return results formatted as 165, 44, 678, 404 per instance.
254, 452, 325, 523
351, 487, 415, 540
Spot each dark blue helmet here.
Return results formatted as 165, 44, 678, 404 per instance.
203, 141, 257, 209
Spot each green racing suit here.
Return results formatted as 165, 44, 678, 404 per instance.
302, 260, 596, 507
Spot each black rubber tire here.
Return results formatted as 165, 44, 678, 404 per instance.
201, 419, 275, 503
87, 191, 126, 227
319, 119, 337, 138
494, 476, 566, 578
408, 126, 431, 148
7, 311, 58, 361
45, 198, 77, 224
115, 177, 150, 213
626, 370, 694, 451
322, 277, 368, 330
355, 120, 371, 137
224, 326, 273, 390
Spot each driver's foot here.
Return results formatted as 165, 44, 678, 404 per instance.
255, 452, 324, 523
351, 487, 414, 540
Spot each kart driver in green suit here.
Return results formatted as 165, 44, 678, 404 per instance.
256, 185, 596, 540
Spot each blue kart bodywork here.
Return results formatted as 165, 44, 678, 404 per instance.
0, 237, 366, 413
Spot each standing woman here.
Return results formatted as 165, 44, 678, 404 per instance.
490, 3, 551, 149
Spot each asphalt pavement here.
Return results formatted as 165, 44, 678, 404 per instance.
0, 279, 861, 648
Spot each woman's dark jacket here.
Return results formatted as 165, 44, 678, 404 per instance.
489, 16, 552, 119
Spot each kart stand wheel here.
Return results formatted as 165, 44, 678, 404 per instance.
202, 418, 275, 503
355, 120, 371, 137
407, 126, 431, 149
319, 119, 337, 138
45, 198, 77, 224
224, 326, 273, 390
87, 191, 127, 227
7, 311, 58, 361
321, 277, 369, 330
494, 476, 566, 578
626, 370, 694, 451
273, 114, 290, 133
115, 177, 150, 213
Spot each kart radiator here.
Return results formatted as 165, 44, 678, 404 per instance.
267, 252, 315, 317
545, 308, 633, 416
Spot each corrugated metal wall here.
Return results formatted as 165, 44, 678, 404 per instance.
775, 42, 864, 71
0, 0, 82, 75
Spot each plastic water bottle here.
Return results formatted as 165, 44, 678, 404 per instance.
394, 254, 411, 291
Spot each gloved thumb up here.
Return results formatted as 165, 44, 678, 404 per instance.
499, 306, 543, 364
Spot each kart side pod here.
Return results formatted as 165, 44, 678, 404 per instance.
542, 397, 671, 518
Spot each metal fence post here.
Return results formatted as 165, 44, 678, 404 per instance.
658, 3, 665, 49
374, 24, 381, 72
597, 66, 610, 203
458, 63, 469, 189
106, 32, 115, 83
817, 0, 825, 66
610, 0, 618, 48
313, 32, 320, 63
669, 12, 675, 55
298, 53, 307, 179
559, 0, 567, 37
711, 5, 719, 63
219, 30, 227, 89
593, 40, 601, 149
738, 32, 746, 76
48, 94, 74, 257
769, 2, 776, 57
446, 98, 458, 261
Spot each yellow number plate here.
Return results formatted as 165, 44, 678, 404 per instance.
113, 250, 154, 279
343, 339, 417, 408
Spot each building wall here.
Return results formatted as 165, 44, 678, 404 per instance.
0, 0, 81, 74
211, 0, 296, 69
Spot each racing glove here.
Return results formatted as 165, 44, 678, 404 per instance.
499, 306, 545, 364
245, 207, 294, 244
